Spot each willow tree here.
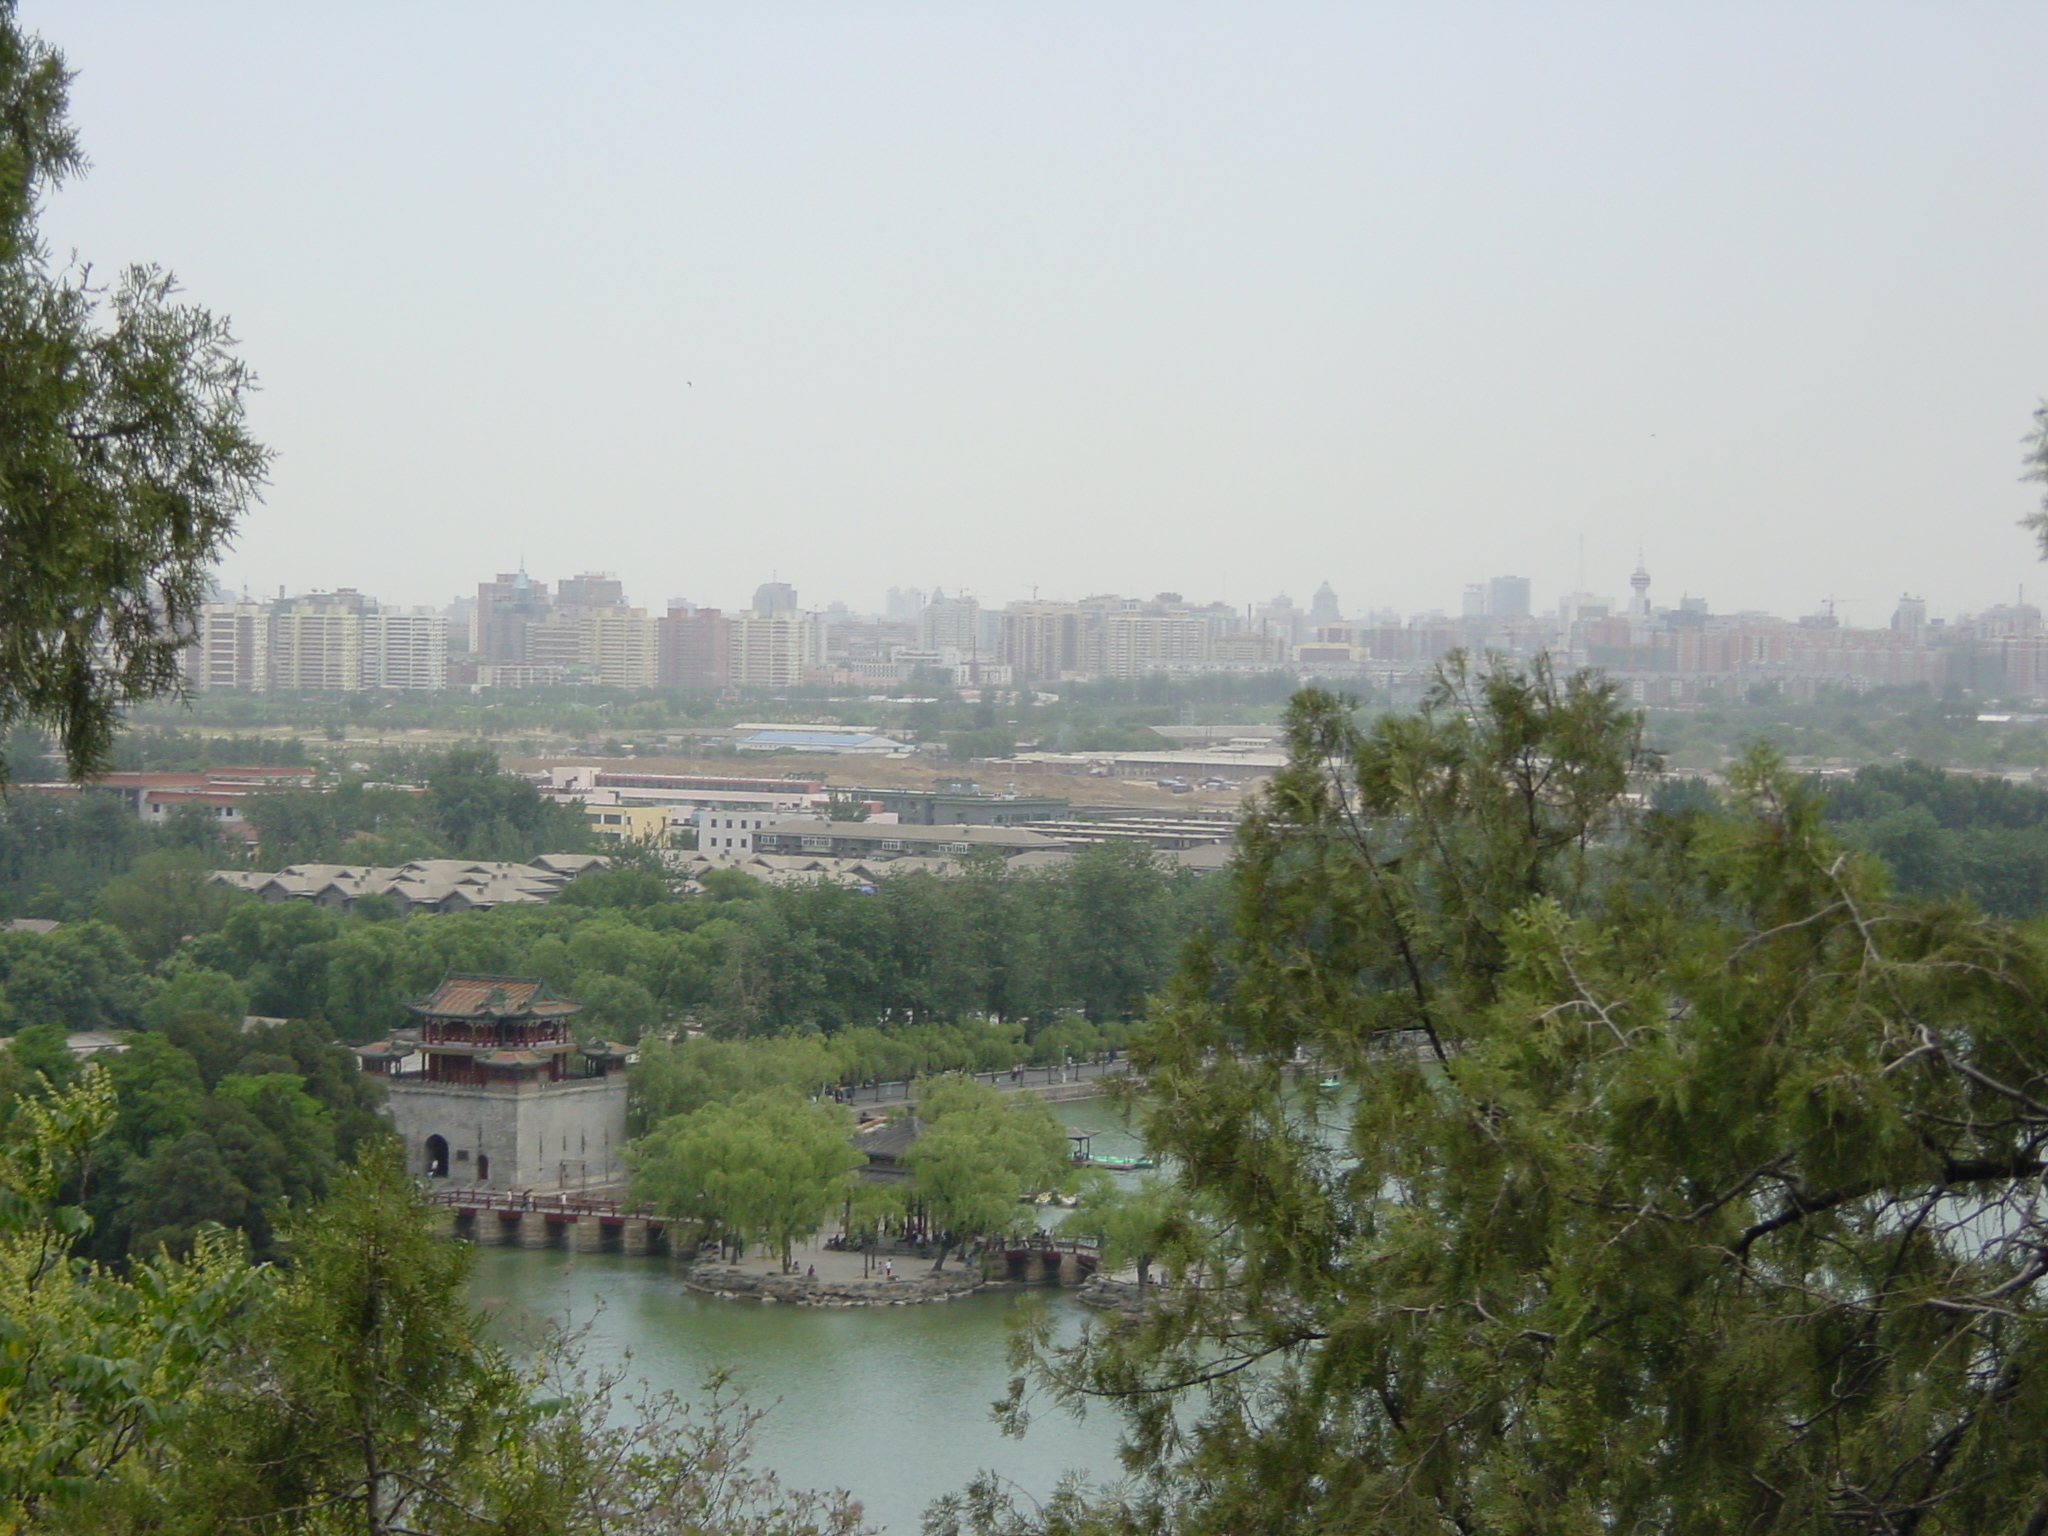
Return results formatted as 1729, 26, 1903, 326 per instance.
993, 660, 2048, 1536
908, 1074, 1074, 1272
0, 3, 267, 782
630, 1090, 862, 1269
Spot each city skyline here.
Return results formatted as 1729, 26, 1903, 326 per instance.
180, 557, 2048, 706
24, 3, 2048, 627
216, 562, 2038, 634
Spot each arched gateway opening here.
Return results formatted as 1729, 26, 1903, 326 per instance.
425, 1134, 449, 1178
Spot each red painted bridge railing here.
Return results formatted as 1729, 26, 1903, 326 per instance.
425, 1188, 657, 1219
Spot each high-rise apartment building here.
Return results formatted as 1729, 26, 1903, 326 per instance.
556, 572, 626, 609
658, 607, 730, 687
185, 601, 271, 692
999, 601, 1086, 681
581, 607, 658, 688
474, 571, 551, 663
1253, 594, 1305, 646
360, 608, 449, 691
1891, 594, 1928, 640
1100, 611, 1211, 677
1309, 582, 1341, 628
1488, 575, 1532, 620
920, 592, 981, 655
1211, 631, 1290, 665
727, 611, 823, 688
295, 587, 375, 614
523, 616, 585, 674
752, 581, 798, 616
270, 603, 363, 691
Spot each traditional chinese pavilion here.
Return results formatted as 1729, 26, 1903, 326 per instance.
409, 973, 586, 1085
369, 973, 631, 1192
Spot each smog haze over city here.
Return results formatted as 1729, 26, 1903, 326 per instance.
27, 1, 2048, 627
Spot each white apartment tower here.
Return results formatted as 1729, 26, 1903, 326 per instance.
1101, 612, 1211, 677
727, 610, 824, 688
270, 604, 363, 691
581, 608, 659, 688
360, 608, 450, 691
919, 592, 981, 655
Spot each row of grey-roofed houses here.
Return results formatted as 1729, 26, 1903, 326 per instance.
209, 817, 1238, 916
208, 854, 611, 915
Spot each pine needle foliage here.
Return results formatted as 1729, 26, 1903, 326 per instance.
992, 658, 2048, 1536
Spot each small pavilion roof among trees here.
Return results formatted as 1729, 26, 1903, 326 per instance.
408, 974, 582, 1026
850, 1115, 924, 1183
393, 973, 608, 1087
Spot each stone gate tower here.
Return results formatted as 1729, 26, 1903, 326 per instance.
360, 973, 630, 1194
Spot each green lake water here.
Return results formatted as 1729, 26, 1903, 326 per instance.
465, 1096, 1153, 1534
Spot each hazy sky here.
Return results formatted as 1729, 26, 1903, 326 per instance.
23, 2, 2048, 627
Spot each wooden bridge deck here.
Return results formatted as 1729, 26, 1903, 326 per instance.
426, 1189, 657, 1220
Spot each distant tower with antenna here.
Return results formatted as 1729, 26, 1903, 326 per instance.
1628, 554, 1652, 621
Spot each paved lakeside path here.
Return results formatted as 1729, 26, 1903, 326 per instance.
836, 1058, 1129, 1109
680, 1230, 1108, 1307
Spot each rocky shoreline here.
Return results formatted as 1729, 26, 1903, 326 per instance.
1074, 1274, 1155, 1318
681, 1262, 989, 1307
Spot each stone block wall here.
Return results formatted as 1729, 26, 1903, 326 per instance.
387, 1077, 629, 1193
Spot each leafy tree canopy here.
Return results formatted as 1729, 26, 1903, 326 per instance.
906, 1075, 1072, 1271
5, 1121, 865, 1536
0, 1068, 262, 1527
629, 1089, 861, 1270
0, 3, 268, 782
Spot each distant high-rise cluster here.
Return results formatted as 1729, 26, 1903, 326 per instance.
185, 589, 449, 694
469, 571, 822, 689
182, 562, 2048, 702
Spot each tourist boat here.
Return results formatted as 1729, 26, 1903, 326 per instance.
1066, 1130, 1155, 1171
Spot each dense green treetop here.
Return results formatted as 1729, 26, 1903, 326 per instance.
0, 1068, 263, 1528
1822, 758, 2048, 916
1068, 1176, 1188, 1293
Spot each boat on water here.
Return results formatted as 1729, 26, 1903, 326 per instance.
1066, 1129, 1156, 1171
1080, 1152, 1155, 1171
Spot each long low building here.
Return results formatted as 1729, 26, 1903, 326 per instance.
845, 788, 1071, 826
19, 765, 320, 843
1026, 816, 1237, 852
749, 819, 1069, 861
1011, 748, 1286, 782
